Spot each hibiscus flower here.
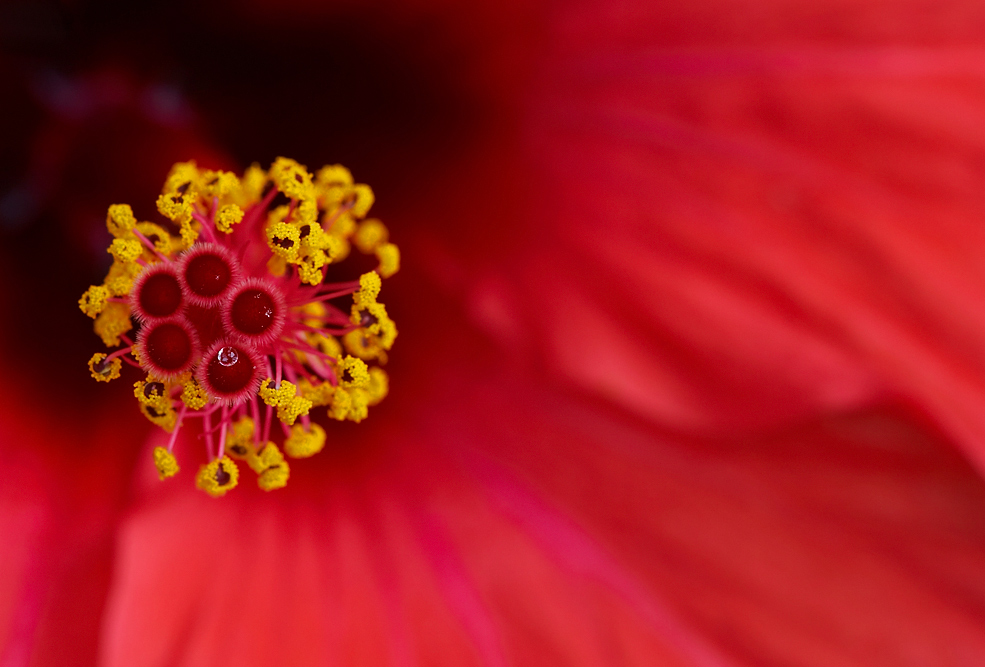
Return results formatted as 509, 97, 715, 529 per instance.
3, 0, 985, 666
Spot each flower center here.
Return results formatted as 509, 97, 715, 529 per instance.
82, 157, 402, 497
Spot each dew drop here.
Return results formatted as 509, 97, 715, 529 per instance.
217, 346, 239, 367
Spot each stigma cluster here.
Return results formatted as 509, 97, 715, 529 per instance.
80, 158, 399, 497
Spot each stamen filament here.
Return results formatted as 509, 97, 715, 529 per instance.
191, 210, 219, 245
120, 356, 142, 369
305, 287, 360, 304
167, 404, 188, 453
131, 228, 171, 262
104, 346, 133, 362
203, 409, 215, 461
217, 404, 229, 459
251, 395, 261, 444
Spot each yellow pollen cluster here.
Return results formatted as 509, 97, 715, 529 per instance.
224, 416, 256, 459
284, 422, 326, 458
153, 446, 180, 479
258, 379, 313, 425
94, 302, 132, 347
215, 204, 245, 233
180, 377, 209, 410
134, 377, 177, 431
88, 353, 122, 382
252, 443, 290, 491
196, 456, 239, 497
353, 219, 401, 278
258, 159, 397, 285
109, 238, 143, 263
223, 417, 294, 491
79, 285, 110, 318
337, 355, 370, 389
344, 272, 398, 363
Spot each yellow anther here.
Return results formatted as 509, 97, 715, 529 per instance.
342, 329, 387, 363
180, 377, 209, 409
178, 218, 199, 248
270, 198, 316, 229
195, 456, 239, 498
134, 222, 173, 256
296, 218, 327, 249
161, 160, 200, 195
214, 204, 244, 234
79, 285, 110, 318
109, 237, 143, 263
239, 163, 267, 204
349, 301, 397, 352
378, 317, 398, 350
309, 331, 342, 358
258, 379, 297, 406
315, 164, 353, 188
298, 377, 336, 407
367, 367, 389, 406
134, 377, 170, 407
294, 196, 318, 227
267, 204, 291, 226
258, 461, 290, 491
323, 215, 354, 261
266, 221, 301, 260
353, 219, 389, 254
231, 440, 289, 490
323, 182, 374, 219
156, 191, 195, 225
106, 204, 137, 237
354, 271, 381, 307
257, 441, 285, 469
153, 446, 180, 480
347, 388, 370, 423
224, 416, 256, 460
104, 260, 142, 297
376, 243, 400, 278
349, 184, 374, 218
324, 234, 346, 263
284, 422, 326, 458
139, 400, 177, 431
350, 301, 390, 336
323, 191, 350, 217
104, 275, 131, 297
337, 355, 370, 389
267, 254, 287, 277
277, 395, 311, 426
246, 442, 290, 490
239, 442, 273, 475
298, 300, 326, 322
88, 353, 122, 382
269, 157, 315, 200
328, 387, 351, 421
325, 209, 356, 239
257, 380, 310, 423
297, 248, 327, 286
94, 302, 132, 347
198, 170, 240, 198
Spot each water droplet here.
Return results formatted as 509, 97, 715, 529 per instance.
217, 346, 239, 367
